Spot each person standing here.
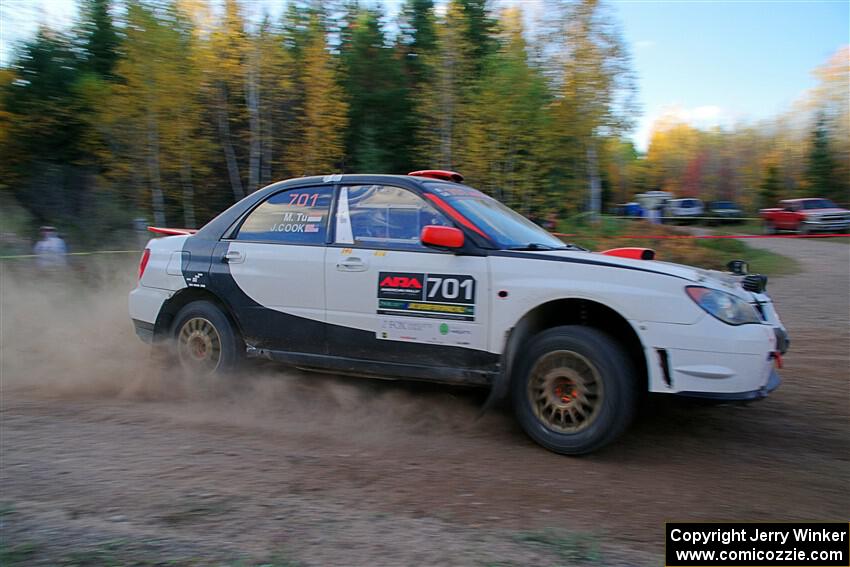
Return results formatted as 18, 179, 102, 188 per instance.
33, 226, 68, 269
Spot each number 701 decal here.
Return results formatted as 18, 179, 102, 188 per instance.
426, 276, 474, 303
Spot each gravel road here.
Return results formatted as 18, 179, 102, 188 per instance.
1, 238, 847, 566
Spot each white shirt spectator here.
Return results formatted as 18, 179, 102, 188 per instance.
33, 231, 68, 268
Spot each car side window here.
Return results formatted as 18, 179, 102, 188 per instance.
236, 186, 332, 244
335, 185, 450, 250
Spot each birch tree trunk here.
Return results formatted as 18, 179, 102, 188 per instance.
245, 48, 261, 193
587, 142, 601, 221
146, 107, 166, 226
260, 81, 273, 186
216, 83, 245, 202
180, 149, 196, 228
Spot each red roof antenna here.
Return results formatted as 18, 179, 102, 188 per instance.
408, 170, 464, 183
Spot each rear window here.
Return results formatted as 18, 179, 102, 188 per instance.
236, 187, 332, 244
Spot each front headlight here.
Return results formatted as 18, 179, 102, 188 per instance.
685, 286, 761, 325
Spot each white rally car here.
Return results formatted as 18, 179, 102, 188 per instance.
130, 171, 788, 454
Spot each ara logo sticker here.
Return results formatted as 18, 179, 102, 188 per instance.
380, 275, 423, 289
378, 272, 425, 299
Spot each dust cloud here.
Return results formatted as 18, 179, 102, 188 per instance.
0, 256, 495, 445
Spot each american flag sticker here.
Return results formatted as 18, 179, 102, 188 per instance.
305, 224, 319, 233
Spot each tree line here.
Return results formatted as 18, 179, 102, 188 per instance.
0, 0, 846, 246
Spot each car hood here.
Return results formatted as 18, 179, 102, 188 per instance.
504, 249, 753, 299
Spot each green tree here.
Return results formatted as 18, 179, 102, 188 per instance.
285, 14, 348, 175
547, 0, 637, 215
760, 161, 782, 208
417, 0, 477, 168
341, 8, 413, 172
806, 114, 839, 201
461, 7, 551, 213
78, 0, 120, 79
1, 27, 89, 224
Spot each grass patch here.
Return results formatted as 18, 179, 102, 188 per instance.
697, 238, 800, 276
514, 528, 603, 564
0, 542, 40, 565
557, 216, 799, 276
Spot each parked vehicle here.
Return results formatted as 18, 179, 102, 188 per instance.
706, 200, 745, 224
760, 198, 850, 234
635, 191, 672, 224
664, 198, 704, 224
614, 202, 644, 218
130, 171, 788, 455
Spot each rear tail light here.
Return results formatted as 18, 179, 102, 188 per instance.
138, 248, 151, 280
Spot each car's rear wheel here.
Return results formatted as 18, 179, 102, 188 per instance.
172, 301, 242, 376
512, 326, 637, 455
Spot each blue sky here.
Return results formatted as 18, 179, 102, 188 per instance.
613, 0, 849, 149
1, 0, 847, 150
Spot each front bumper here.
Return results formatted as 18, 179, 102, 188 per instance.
641, 316, 787, 398
802, 219, 850, 232
674, 368, 781, 401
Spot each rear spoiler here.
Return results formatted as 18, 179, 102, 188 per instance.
147, 226, 198, 236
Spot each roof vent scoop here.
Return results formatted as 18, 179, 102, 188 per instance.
600, 247, 656, 261
408, 170, 464, 183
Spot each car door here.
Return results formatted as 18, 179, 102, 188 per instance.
324, 184, 492, 370
213, 185, 333, 354
776, 202, 797, 230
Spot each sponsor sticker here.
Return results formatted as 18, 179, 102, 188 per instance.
377, 272, 477, 321
376, 316, 478, 346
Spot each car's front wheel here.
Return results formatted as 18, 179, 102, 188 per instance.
172, 300, 242, 376
512, 326, 637, 455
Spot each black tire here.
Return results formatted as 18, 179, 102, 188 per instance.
512, 326, 637, 455
171, 300, 242, 376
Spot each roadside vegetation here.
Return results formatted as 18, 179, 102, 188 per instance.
558, 216, 801, 276
1, 0, 847, 243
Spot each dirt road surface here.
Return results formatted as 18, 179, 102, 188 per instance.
1, 238, 848, 566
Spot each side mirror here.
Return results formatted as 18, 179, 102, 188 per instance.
421, 225, 464, 250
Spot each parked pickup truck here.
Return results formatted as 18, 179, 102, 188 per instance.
760, 198, 850, 234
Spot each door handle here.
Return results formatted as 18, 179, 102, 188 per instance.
223, 250, 244, 264
336, 257, 367, 272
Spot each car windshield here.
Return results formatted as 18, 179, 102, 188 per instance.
802, 199, 837, 210
425, 182, 570, 250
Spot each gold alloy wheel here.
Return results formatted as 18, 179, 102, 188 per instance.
527, 350, 603, 433
177, 317, 223, 375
